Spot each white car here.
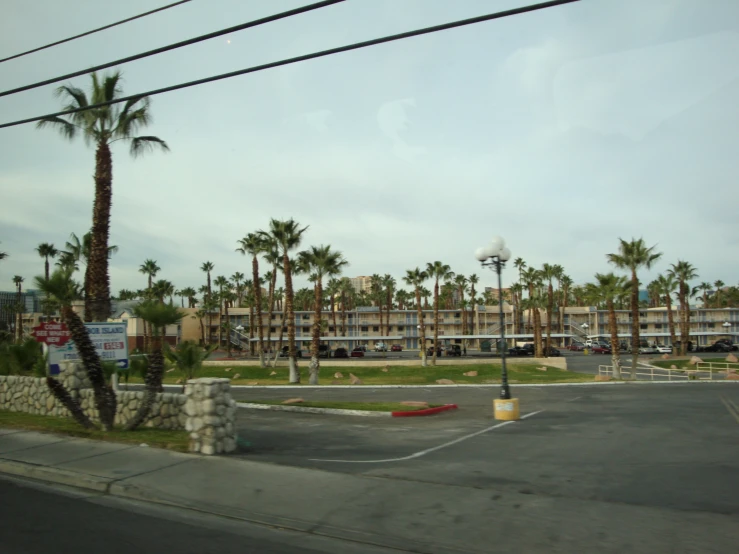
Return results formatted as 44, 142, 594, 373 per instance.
374, 342, 387, 352
639, 345, 659, 354
656, 345, 672, 354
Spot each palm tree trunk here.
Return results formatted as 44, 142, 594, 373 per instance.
44, 257, 50, 281
666, 294, 677, 349
251, 255, 266, 367
331, 296, 338, 337
45, 377, 96, 429
272, 310, 286, 367
283, 254, 299, 383
546, 285, 553, 353
248, 304, 255, 356
608, 299, 622, 378
309, 279, 322, 385
85, 141, 113, 323
679, 286, 689, 356
124, 344, 164, 431
340, 292, 347, 336
62, 305, 116, 430
630, 270, 640, 380
432, 280, 439, 366
416, 287, 427, 366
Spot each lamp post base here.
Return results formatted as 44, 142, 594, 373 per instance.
493, 398, 520, 421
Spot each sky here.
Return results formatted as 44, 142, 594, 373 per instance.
0, 0, 737, 297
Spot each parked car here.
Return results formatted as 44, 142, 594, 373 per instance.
391, 344, 403, 352
427, 345, 443, 357
656, 345, 672, 354
713, 340, 738, 351
446, 344, 462, 357
509, 344, 534, 356
639, 345, 658, 355
279, 346, 302, 358
546, 346, 561, 357
375, 342, 388, 352
355, 345, 367, 352
568, 341, 585, 351
591, 345, 612, 354
333, 347, 349, 358
318, 344, 331, 358
350, 347, 365, 357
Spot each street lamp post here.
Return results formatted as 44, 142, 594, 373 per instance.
723, 321, 731, 338
475, 236, 518, 420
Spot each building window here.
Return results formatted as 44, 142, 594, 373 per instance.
361, 326, 368, 332
397, 326, 404, 331
373, 326, 379, 332
303, 327, 310, 333
270, 327, 276, 333
454, 312, 461, 318
302, 314, 310, 320
640, 324, 648, 330
329, 327, 334, 332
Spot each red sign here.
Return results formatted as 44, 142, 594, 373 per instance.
32, 322, 72, 346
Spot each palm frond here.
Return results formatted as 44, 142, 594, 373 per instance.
130, 136, 169, 157
35, 116, 77, 139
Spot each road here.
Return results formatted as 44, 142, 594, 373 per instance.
0, 476, 397, 554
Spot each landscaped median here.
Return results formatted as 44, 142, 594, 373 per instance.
131, 362, 590, 387
238, 399, 458, 417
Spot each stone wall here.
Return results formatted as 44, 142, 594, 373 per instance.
184, 378, 237, 455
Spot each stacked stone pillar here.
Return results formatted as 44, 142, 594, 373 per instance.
184, 378, 237, 455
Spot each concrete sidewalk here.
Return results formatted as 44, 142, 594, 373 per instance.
1, 428, 736, 554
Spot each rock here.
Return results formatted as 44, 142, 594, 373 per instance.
435, 379, 455, 385
661, 354, 670, 360
224, 368, 232, 372
594, 375, 612, 381
166, 368, 175, 373
536, 367, 548, 372
381, 368, 389, 373
232, 373, 241, 380
270, 371, 277, 376
175, 378, 183, 384
201, 444, 215, 456
726, 353, 738, 363
334, 372, 343, 379
670, 365, 678, 369
248, 381, 258, 386
349, 373, 363, 385
400, 401, 428, 407
689, 356, 702, 365
463, 371, 478, 377
726, 373, 739, 380
282, 398, 304, 404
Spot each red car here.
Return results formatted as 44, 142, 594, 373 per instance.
591, 346, 612, 354
350, 347, 365, 358
391, 344, 403, 352
568, 342, 584, 351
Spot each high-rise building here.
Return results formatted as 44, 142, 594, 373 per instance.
349, 276, 373, 294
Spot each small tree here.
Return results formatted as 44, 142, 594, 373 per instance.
124, 301, 183, 431
165, 341, 216, 391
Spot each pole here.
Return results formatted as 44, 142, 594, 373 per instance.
497, 259, 511, 400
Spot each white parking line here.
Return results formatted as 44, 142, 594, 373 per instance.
566, 396, 582, 402
309, 410, 543, 463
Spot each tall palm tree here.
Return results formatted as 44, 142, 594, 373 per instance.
541, 263, 557, 351
139, 259, 160, 291
607, 238, 662, 374
522, 268, 544, 357
369, 274, 383, 336
696, 282, 712, 307
260, 218, 308, 382
404, 268, 429, 366
326, 278, 341, 337
559, 275, 573, 337
425, 262, 454, 365
654, 274, 678, 349
38, 72, 168, 322
713, 280, 725, 308
36, 243, 58, 281
180, 287, 198, 308
297, 245, 348, 384
34, 269, 117, 430
552, 264, 564, 342
586, 273, 630, 378
468, 274, 479, 339
262, 239, 281, 355
152, 279, 175, 304
513, 257, 527, 284
124, 301, 183, 431
509, 282, 524, 335
382, 274, 396, 337
668, 261, 698, 356
13, 276, 24, 343
237, 234, 269, 367
454, 274, 469, 337
213, 276, 229, 346
338, 277, 353, 336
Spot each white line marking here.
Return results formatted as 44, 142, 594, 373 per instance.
310, 410, 543, 463
566, 396, 582, 402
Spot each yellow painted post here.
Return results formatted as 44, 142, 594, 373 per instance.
494, 398, 520, 421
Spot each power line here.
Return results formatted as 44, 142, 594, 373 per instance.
0, 0, 193, 64
0, 0, 579, 130
0, 0, 345, 98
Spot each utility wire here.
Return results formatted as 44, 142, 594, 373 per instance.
0, 0, 579, 130
0, 0, 345, 98
0, 0, 193, 64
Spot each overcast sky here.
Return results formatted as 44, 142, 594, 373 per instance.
1, 0, 737, 297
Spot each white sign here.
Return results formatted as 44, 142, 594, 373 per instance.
48, 322, 129, 375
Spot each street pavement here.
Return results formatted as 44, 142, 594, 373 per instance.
2, 382, 739, 552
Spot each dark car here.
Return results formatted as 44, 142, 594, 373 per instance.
546, 346, 561, 357
391, 344, 403, 352
279, 346, 302, 358
333, 347, 349, 358
427, 345, 443, 357
355, 345, 368, 352
350, 347, 365, 358
446, 344, 462, 357
508, 345, 534, 356
591, 345, 612, 354
714, 339, 738, 351
318, 344, 331, 358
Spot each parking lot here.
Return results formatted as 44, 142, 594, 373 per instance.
234, 383, 739, 516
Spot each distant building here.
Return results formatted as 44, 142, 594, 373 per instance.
349, 276, 373, 294
0, 289, 46, 331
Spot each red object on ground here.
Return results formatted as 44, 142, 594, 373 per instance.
31, 322, 71, 346
391, 404, 458, 417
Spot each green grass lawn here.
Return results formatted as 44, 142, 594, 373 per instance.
116, 363, 590, 386
651, 358, 739, 371
0, 410, 190, 452
247, 400, 444, 412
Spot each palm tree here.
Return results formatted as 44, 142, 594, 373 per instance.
655, 274, 678, 349
454, 274, 469, 337
513, 257, 527, 284
0, 242, 7, 262
404, 268, 429, 366
38, 72, 168, 322
383, 274, 396, 337
164, 341, 216, 391
213, 276, 229, 346
262, 239, 281, 355
369, 274, 383, 336
12, 276, 24, 343
152, 279, 175, 304
139, 259, 160, 291
509, 282, 524, 335
425, 262, 454, 365
607, 238, 662, 375
541, 263, 557, 352
178, 287, 197, 308
260, 218, 308, 383
36, 243, 58, 281
713, 280, 725, 308
586, 273, 630, 378
668, 261, 698, 356
559, 275, 573, 337
522, 268, 544, 357
338, 277, 353, 336
34, 269, 116, 430
297, 245, 348, 384
326, 278, 341, 337
200, 262, 215, 341
124, 301, 183, 431
237, 234, 268, 367
695, 282, 712, 307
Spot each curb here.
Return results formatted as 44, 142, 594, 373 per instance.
391, 404, 458, 417
0, 459, 113, 493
